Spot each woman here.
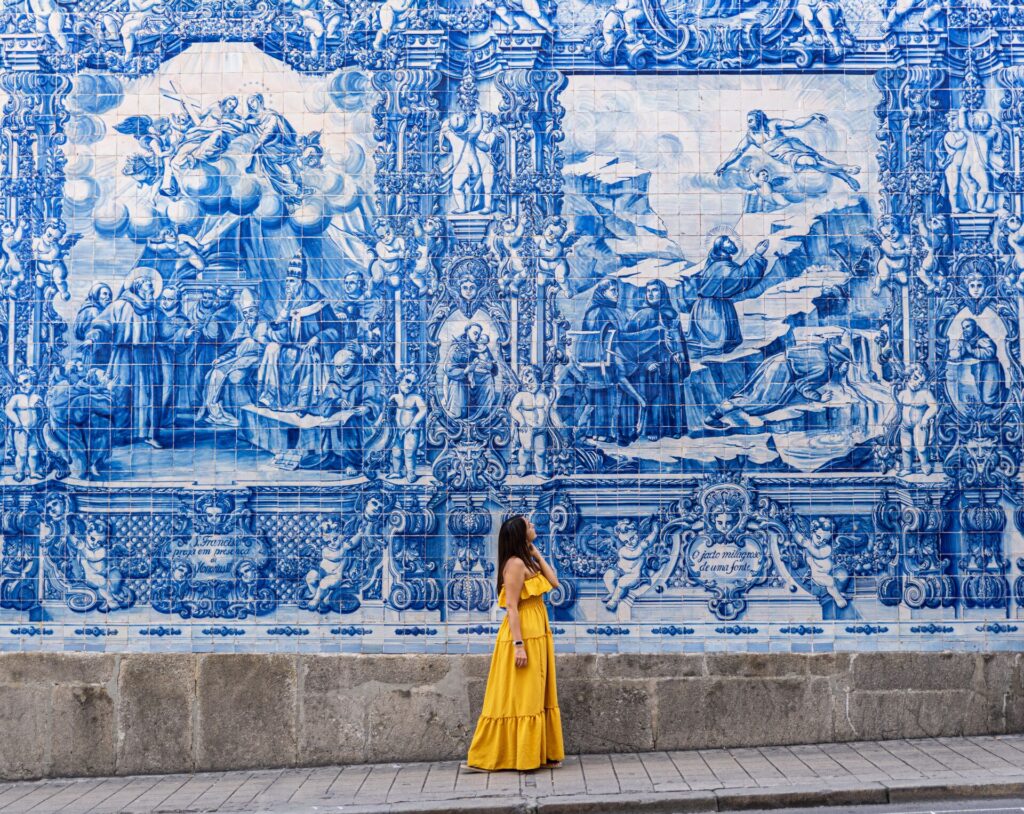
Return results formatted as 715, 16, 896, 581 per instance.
465, 515, 564, 772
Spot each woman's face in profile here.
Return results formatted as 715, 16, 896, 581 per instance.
524, 517, 537, 544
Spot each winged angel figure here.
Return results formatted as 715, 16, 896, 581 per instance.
116, 114, 179, 196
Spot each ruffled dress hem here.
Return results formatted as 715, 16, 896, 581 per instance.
466, 706, 564, 771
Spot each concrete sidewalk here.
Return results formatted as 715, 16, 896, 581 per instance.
2, 736, 1024, 814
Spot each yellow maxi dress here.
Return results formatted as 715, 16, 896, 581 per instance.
467, 572, 564, 771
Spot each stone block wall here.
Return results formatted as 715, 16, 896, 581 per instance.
1, 652, 1020, 780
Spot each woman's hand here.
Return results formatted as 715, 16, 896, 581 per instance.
514, 645, 528, 668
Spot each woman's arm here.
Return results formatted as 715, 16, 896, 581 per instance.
528, 542, 560, 590
503, 558, 528, 668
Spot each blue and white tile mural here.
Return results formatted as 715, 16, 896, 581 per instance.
2, 0, 1024, 653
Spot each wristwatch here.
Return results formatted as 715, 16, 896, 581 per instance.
513, 640, 524, 646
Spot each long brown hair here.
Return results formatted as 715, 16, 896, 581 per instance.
497, 515, 534, 594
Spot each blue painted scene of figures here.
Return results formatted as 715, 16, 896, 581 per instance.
1, 0, 1024, 653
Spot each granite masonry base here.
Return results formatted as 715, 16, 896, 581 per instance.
1, 652, 1022, 781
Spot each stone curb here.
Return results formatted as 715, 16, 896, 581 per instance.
713, 781, 888, 811
884, 779, 1024, 803
534, 790, 717, 813
276, 777, 1024, 814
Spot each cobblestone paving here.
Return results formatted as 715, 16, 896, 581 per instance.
1, 736, 1024, 813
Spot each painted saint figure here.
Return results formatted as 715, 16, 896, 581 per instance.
202, 289, 270, 427
84, 270, 163, 448
716, 110, 860, 191
257, 250, 342, 411
169, 95, 246, 169
155, 286, 193, 424
303, 349, 383, 475
705, 335, 853, 428
951, 318, 1007, 409
183, 287, 234, 413
627, 280, 690, 440
244, 94, 307, 206
73, 283, 114, 367
578, 278, 647, 443
441, 323, 499, 421
686, 236, 769, 360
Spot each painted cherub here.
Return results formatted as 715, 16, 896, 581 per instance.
600, 0, 645, 61
741, 167, 791, 214
71, 518, 130, 610
792, 515, 848, 608
602, 516, 662, 612
373, 0, 421, 49
883, 0, 947, 30
996, 211, 1024, 289
535, 216, 576, 296
305, 517, 357, 609
890, 363, 938, 476
913, 213, 950, 292
484, 0, 554, 32
32, 219, 80, 301
490, 215, 529, 295
369, 219, 408, 288
388, 369, 427, 483
4, 368, 44, 482
867, 219, 911, 294
0, 220, 27, 296
147, 226, 208, 280
509, 365, 554, 478
411, 216, 442, 294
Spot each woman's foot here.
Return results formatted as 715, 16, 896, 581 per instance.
543, 761, 562, 768
459, 763, 488, 773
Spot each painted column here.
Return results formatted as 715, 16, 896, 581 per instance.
370, 32, 445, 371
0, 36, 71, 378
493, 36, 566, 370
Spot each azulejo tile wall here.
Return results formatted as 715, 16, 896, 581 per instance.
0, 0, 1023, 655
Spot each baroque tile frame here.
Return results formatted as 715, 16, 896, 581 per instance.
0, 0, 1023, 646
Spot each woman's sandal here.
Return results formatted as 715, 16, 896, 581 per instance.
459, 763, 489, 773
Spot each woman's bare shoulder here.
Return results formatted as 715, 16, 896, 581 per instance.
503, 556, 528, 575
